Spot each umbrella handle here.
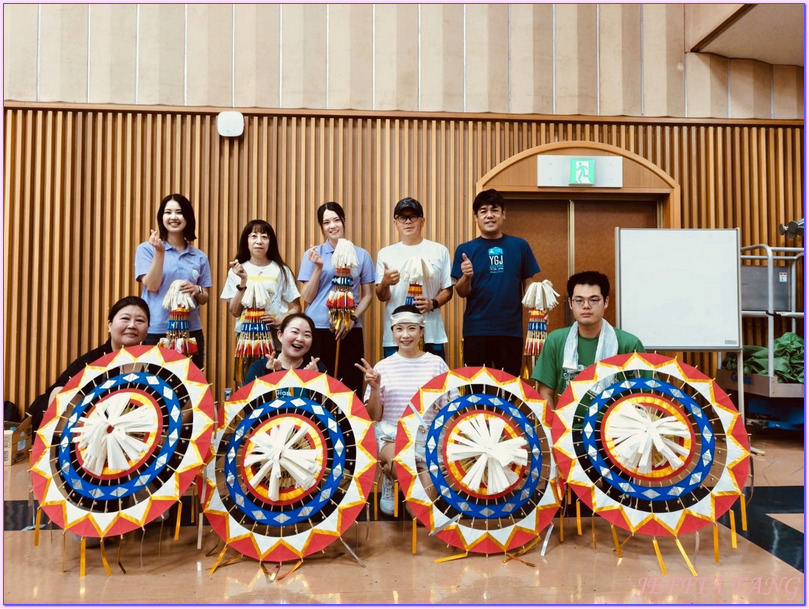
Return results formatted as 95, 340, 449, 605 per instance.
334, 336, 342, 377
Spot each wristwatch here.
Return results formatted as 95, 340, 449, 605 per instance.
236, 284, 246, 292
431, 298, 439, 310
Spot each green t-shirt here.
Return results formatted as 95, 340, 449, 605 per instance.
531, 326, 645, 396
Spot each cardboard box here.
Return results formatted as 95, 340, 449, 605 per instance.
4, 417, 32, 465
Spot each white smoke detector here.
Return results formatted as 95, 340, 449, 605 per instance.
217, 111, 244, 137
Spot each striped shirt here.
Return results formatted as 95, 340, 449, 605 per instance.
363, 352, 450, 425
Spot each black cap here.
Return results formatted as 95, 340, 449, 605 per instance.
394, 197, 423, 218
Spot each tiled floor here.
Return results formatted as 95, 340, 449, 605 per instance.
771, 514, 805, 535
4, 428, 804, 605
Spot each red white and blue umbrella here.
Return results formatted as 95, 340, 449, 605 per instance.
30, 345, 215, 537
202, 369, 376, 562
394, 366, 559, 554
552, 352, 750, 537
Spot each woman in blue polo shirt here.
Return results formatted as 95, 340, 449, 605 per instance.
298, 202, 375, 395
135, 193, 213, 370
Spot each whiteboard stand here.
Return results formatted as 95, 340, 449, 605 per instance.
713, 349, 766, 456
712, 346, 747, 427
615, 228, 752, 437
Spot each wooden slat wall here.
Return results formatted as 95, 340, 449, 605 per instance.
4, 104, 804, 413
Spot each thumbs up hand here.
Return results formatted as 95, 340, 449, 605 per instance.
381, 262, 400, 287
460, 252, 474, 278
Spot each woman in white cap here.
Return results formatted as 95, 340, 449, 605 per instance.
355, 304, 452, 516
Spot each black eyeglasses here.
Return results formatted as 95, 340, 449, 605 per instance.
570, 297, 603, 307
395, 215, 421, 224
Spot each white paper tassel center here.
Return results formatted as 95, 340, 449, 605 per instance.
522, 279, 560, 310
605, 400, 691, 474
332, 238, 359, 269
400, 256, 435, 284
445, 413, 528, 495
242, 279, 274, 309
162, 279, 198, 310
72, 392, 159, 476
244, 418, 321, 501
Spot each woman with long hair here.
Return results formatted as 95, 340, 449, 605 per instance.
221, 219, 302, 385
135, 194, 212, 369
298, 202, 375, 394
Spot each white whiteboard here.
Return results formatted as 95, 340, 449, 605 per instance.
616, 229, 741, 350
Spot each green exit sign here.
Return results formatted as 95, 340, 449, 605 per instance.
569, 159, 595, 185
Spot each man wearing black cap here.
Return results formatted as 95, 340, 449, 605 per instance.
375, 197, 453, 359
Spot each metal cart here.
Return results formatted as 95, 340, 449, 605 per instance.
716, 244, 804, 429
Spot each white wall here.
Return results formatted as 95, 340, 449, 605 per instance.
3, 4, 804, 119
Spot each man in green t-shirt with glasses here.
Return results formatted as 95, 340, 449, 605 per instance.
531, 270, 645, 408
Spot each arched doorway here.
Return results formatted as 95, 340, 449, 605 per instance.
476, 142, 680, 331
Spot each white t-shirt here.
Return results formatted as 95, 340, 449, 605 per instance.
220, 260, 300, 331
375, 239, 453, 347
363, 352, 450, 425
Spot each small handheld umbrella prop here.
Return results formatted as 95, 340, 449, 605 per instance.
326, 239, 358, 373
401, 256, 435, 350
234, 279, 276, 385
552, 352, 750, 575
521, 280, 560, 380
30, 345, 215, 575
400, 256, 435, 307
159, 280, 199, 356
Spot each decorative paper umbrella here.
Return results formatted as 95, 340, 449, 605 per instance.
400, 256, 435, 307
394, 366, 559, 555
326, 239, 358, 336
521, 280, 560, 380
30, 345, 215, 538
552, 352, 750, 542
202, 369, 376, 563
325, 239, 358, 375
159, 280, 199, 356
235, 279, 276, 373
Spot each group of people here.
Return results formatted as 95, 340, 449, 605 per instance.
30, 188, 644, 515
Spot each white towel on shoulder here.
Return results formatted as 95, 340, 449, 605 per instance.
562, 320, 619, 381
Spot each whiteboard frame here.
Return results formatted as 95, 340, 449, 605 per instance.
615, 228, 742, 351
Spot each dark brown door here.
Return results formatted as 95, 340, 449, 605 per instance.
504, 198, 658, 333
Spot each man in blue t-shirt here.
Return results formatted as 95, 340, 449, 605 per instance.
451, 189, 540, 376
